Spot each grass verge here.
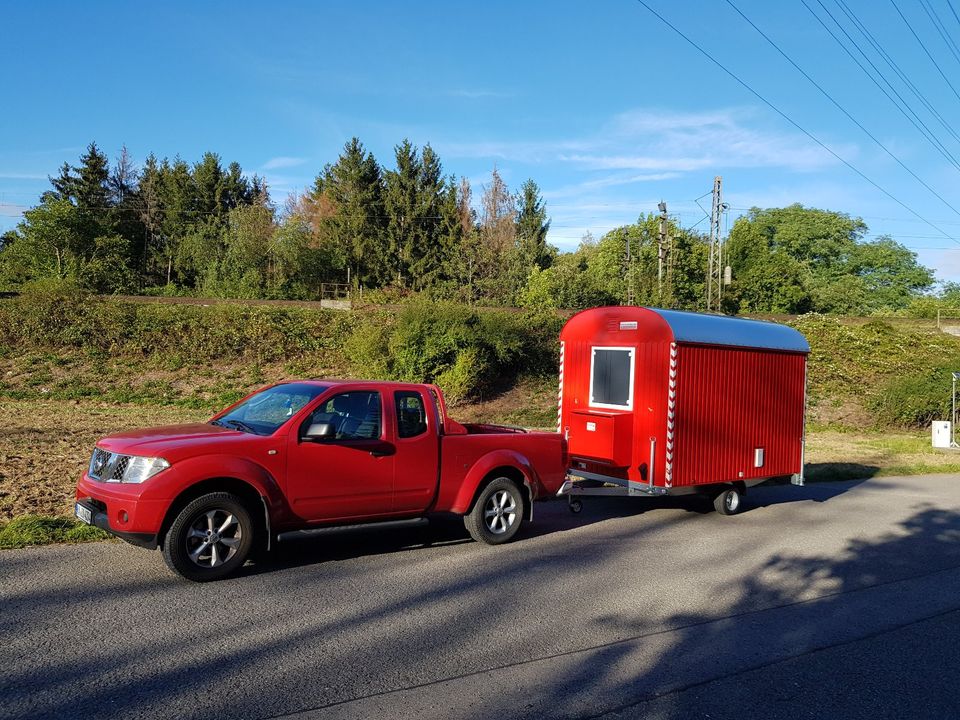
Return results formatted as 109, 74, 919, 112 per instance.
0, 515, 109, 549
804, 430, 960, 481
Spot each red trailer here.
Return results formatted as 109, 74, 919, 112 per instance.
556, 306, 809, 514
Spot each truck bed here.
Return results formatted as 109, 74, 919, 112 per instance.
434, 429, 567, 512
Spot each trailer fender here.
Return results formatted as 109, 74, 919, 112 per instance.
451, 450, 539, 517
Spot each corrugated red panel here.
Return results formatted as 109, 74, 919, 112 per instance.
670, 344, 805, 486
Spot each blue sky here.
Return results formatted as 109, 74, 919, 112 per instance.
3, 0, 960, 281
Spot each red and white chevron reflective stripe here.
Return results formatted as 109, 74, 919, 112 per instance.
556, 341, 565, 432
665, 342, 678, 487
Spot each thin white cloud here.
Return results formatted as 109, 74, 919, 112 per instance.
449, 89, 514, 99
544, 173, 682, 201
0, 202, 28, 223
442, 107, 849, 174
262, 156, 308, 170
0, 172, 48, 180
559, 155, 711, 172
933, 249, 960, 279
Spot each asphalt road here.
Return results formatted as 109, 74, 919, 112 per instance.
4, 474, 960, 720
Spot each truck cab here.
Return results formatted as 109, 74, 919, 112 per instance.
75, 380, 567, 581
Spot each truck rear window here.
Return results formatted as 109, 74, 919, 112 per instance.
589, 347, 634, 409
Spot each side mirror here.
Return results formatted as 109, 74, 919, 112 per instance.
302, 422, 335, 442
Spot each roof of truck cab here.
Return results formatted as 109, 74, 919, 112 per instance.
299, 379, 434, 388
560, 306, 809, 353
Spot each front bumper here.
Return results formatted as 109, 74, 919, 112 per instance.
75, 499, 157, 549
75, 473, 169, 550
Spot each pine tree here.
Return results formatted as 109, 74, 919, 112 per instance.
108, 146, 144, 282
413, 144, 444, 287
138, 154, 165, 282
192, 153, 227, 219
384, 139, 421, 285
159, 158, 193, 285
73, 142, 111, 212
516, 179, 552, 271
322, 138, 387, 287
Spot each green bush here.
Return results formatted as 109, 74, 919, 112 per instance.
0, 287, 358, 363
869, 365, 955, 428
345, 301, 561, 402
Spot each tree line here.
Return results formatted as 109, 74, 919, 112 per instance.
0, 139, 552, 304
0, 140, 943, 315
518, 203, 936, 315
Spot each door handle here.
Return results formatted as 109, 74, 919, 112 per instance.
370, 449, 391, 458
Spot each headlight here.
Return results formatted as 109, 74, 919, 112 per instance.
118, 456, 170, 484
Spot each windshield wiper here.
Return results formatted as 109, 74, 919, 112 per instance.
222, 419, 258, 434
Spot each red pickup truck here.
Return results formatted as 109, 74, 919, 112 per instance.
74, 380, 567, 581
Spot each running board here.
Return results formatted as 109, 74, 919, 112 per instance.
277, 517, 428, 542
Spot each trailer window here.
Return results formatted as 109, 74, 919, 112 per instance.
589, 347, 634, 410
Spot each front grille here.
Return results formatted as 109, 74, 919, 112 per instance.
88, 448, 130, 482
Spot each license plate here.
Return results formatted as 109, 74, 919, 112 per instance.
75, 503, 92, 525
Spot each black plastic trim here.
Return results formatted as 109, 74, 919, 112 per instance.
77, 500, 158, 550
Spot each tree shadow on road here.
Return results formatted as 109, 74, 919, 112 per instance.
1, 477, 926, 720
502, 502, 960, 720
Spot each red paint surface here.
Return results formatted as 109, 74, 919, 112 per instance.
559, 307, 807, 487
76, 381, 567, 542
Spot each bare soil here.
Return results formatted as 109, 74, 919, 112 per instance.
0, 400, 204, 520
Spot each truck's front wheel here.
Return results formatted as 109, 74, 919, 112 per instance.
162, 492, 254, 581
465, 477, 526, 545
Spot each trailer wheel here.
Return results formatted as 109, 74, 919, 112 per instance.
464, 477, 526, 545
569, 499, 583, 514
713, 486, 743, 516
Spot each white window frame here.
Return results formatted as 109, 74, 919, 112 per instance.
588, 346, 635, 410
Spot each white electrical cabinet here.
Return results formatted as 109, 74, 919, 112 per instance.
932, 421, 952, 448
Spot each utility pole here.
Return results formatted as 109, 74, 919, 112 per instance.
706, 176, 727, 312
657, 201, 669, 306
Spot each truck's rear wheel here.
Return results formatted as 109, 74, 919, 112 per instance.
162, 492, 254, 581
464, 477, 525, 545
713, 486, 743, 516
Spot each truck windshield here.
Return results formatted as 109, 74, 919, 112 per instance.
212, 383, 327, 435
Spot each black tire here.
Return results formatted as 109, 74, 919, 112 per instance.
464, 477, 526, 545
713, 486, 743, 516
162, 492, 254, 581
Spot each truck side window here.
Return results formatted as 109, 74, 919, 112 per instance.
395, 391, 428, 438
310, 391, 382, 440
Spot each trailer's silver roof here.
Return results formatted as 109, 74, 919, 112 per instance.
648, 308, 810, 353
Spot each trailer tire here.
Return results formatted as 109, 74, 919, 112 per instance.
713, 486, 743, 516
464, 477, 526, 545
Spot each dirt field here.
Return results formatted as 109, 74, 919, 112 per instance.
4, 397, 960, 521
0, 401, 204, 519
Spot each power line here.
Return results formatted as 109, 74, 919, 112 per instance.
725, 0, 960, 221
889, 0, 960, 105
949, 0, 960, 29
632, 0, 959, 244
803, 0, 960, 166
836, 0, 960, 150
920, 0, 960, 68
